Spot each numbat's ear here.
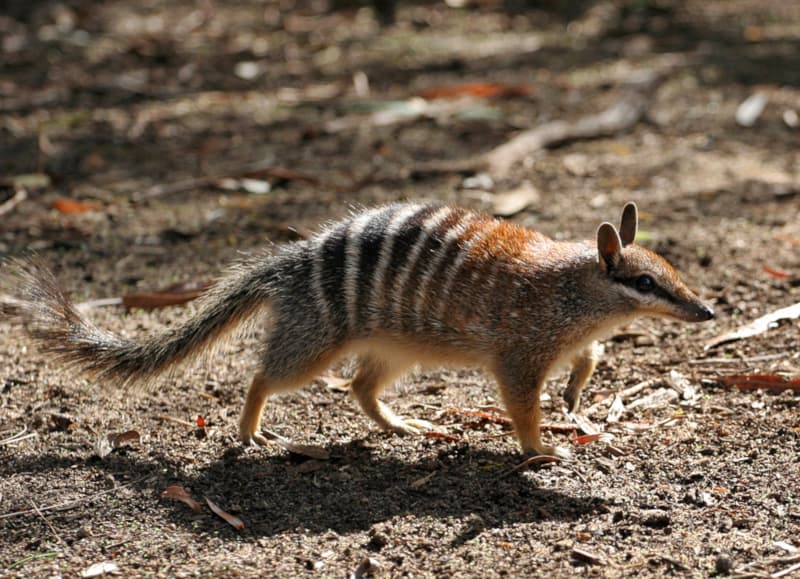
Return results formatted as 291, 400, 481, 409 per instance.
597, 222, 622, 271
619, 202, 638, 246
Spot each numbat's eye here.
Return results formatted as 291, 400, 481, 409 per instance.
636, 274, 655, 293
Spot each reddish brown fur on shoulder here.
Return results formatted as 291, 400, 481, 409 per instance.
468, 220, 546, 262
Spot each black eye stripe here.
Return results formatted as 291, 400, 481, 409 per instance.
613, 276, 680, 304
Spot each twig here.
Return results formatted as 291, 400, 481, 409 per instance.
29, 499, 68, 550
8, 552, 61, 570
706, 302, 800, 350
0, 186, 28, 217
414, 70, 664, 177
689, 353, 788, 365
484, 87, 651, 175
133, 157, 280, 201
155, 415, 196, 428
583, 379, 656, 416
0, 426, 38, 446
772, 562, 800, 578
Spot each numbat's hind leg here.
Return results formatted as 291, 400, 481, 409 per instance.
350, 354, 432, 435
239, 351, 339, 446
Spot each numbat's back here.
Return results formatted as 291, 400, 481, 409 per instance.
4, 202, 714, 459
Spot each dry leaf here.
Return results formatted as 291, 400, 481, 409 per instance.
51, 198, 99, 214
121, 281, 212, 310
420, 82, 532, 100
491, 182, 540, 217
625, 388, 679, 411
706, 302, 800, 350
565, 411, 602, 435
574, 432, 614, 445
763, 265, 791, 279
96, 429, 141, 458
719, 374, 800, 392
108, 430, 140, 447
205, 497, 245, 531
260, 429, 330, 460
606, 395, 625, 423
94, 437, 113, 459
618, 415, 683, 433
81, 561, 120, 577
424, 431, 460, 442
446, 407, 511, 426
572, 547, 605, 565
161, 485, 202, 512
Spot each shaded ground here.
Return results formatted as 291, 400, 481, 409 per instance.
1, 0, 799, 576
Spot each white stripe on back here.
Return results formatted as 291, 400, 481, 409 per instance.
433, 219, 502, 320
368, 204, 425, 327
412, 212, 475, 331
311, 228, 333, 328
390, 206, 453, 320
343, 208, 384, 333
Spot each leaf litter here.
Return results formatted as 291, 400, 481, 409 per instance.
706, 302, 800, 350
205, 497, 245, 532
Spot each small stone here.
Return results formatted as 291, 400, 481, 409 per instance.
640, 510, 670, 528
234, 61, 262, 80
461, 172, 494, 190
735, 92, 768, 127
714, 554, 733, 575
367, 528, 389, 551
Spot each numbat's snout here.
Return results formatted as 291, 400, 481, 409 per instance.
5, 202, 714, 459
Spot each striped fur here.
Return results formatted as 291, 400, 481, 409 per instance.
3, 202, 714, 458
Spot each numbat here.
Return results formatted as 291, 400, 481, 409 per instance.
5, 202, 713, 458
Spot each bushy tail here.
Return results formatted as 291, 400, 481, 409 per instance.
2, 255, 275, 389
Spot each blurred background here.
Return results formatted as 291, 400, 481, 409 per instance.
1, 1, 798, 272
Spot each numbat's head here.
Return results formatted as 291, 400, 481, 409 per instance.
594, 202, 714, 323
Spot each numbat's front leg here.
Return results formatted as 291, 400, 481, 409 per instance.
563, 342, 601, 413
495, 360, 571, 459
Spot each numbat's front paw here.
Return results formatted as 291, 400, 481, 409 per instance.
240, 431, 270, 447
563, 390, 581, 414
526, 444, 572, 460
387, 418, 435, 436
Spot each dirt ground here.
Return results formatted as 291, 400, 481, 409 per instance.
1, 0, 799, 577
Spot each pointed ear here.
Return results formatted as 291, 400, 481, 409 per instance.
597, 222, 622, 271
618, 202, 638, 246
